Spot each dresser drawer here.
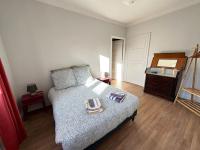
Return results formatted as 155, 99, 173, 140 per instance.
144, 74, 178, 101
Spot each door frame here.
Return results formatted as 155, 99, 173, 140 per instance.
110, 36, 126, 81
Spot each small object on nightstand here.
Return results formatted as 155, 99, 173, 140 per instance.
97, 77, 111, 85
22, 91, 45, 120
27, 83, 38, 95
104, 72, 109, 78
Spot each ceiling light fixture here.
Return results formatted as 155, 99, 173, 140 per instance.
122, 0, 136, 6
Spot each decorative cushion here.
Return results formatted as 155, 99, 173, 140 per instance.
72, 65, 94, 85
51, 68, 77, 90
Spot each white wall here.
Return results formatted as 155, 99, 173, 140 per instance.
127, 4, 200, 66
0, 0, 126, 99
0, 35, 15, 96
127, 4, 200, 101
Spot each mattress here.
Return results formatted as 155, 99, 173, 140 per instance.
48, 79, 139, 150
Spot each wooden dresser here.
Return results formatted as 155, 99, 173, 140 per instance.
144, 53, 187, 101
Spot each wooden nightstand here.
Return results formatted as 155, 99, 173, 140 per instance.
22, 91, 45, 119
97, 77, 111, 85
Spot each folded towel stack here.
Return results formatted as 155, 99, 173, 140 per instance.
108, 92, 126, 103
85, 98, 103, 114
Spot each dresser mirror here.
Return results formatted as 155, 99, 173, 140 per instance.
157, 59, 178, 68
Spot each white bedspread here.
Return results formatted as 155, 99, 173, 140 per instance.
48, 79, 139, 150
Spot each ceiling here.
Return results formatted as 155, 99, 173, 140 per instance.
36, 0, 200, 26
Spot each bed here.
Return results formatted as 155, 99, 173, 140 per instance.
48, 66, 139, 150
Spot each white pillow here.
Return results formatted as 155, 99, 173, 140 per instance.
51, 68, 77, 90
72, 65, 94, 85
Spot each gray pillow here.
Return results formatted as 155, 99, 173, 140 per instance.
72, 65, 94, 85
51, 68, 77, 90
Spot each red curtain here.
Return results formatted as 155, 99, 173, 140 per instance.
0, 59, 26, 150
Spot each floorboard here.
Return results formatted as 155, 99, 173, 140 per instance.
20, 80, 200, 150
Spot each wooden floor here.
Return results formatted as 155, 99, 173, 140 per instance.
21, 80, 200, 150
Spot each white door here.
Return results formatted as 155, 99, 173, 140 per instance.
124, 33, 151, 86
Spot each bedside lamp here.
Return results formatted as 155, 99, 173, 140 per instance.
27, 83, 37, 95
104, 72, 109, 78
101, 72, 109, 78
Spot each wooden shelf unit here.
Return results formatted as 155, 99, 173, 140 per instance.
176, 98, 200, 117
182, 88, 200, 97
174, 44, 200, 117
